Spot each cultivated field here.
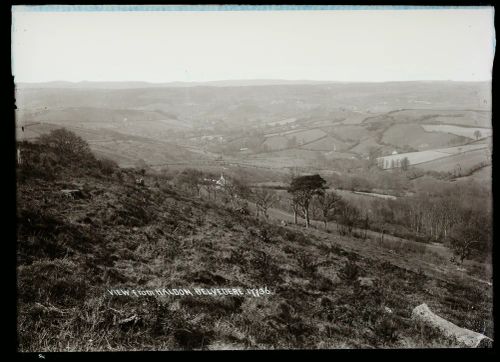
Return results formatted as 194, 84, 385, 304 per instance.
288, 128, 327, 144
381, 124, 464, 150
377, 143, 489, 169
416, 148, 490, 173
363, 109, 492, 128
302, 136, 345, 152
421, 125, 492, 139
262, 135, 289, 150
325, 125, 371, 142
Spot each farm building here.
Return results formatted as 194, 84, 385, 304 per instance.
376, 151, 408, 170
377, 156, 404, 170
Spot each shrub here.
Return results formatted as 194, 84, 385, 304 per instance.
18, 259, 88, 307
38, 128, 95, 164
17, 142, 60, 181
97, 158, 118, 176
372, 316, 399, 344
257, 227, 272, 243
296, 253, 317, 274
338, 258, 360, 281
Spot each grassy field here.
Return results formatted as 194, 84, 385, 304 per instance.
377, 143, 489, 168
427, 114, 492, 128
340, 111, 373, 125
381, 124, 464, 150
15, 120, 207, 168
249, 148, 326, 161
434, 143, 489, 154
16, 123, 64, 141
88, 139, 202, 167
302, 136, 347, 152
347, 138, 396, 157
325, 125, 371, 142
288, 129, 327, 144
363, 109, 492, 128
416, 149, 490, 173
267, 118, 298, 127
18, 107, 168, 124
262, 135, 289, 151
379, 150, 448, 166
422, 125, 492, 139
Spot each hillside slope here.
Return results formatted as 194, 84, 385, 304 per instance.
16, 142, 493, 350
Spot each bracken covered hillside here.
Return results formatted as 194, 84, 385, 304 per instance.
16, 140, 493, 350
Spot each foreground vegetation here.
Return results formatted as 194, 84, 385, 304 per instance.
17, 130, 493, 350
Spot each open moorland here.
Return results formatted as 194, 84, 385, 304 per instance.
17, 138, 493, 350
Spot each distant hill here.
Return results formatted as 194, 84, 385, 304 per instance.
16, 79, 345, 89
15, 80, 492, 171
15, 81, 492, 111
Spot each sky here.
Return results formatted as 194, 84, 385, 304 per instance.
11, 5, 496, 83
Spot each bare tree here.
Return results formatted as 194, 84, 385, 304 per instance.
358, 211, 370, 240
201, 177, 217, 200
447, 214, 488, 264
175, 168, 204, 196
337, 199, 360, 236
226, 176, 251, 200
401, 157, 410, 171
289, 194, 300, 225
252, 188, 279, 219
286, 136, 298, 149
368, 146, 382, 166
315, 191, 342, 230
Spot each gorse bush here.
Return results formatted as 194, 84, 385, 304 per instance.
38, 128, 97, 170
372, 316, 399, 344
17, 128, 123, 181
296, 253, 317, 275
338, 257, 360, 281
97, 158, 119, 176
38, 128, 92, 157
17, 141, 60, 181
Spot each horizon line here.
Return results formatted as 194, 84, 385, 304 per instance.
16, 78, 492, 84
13, 5, 493, 13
